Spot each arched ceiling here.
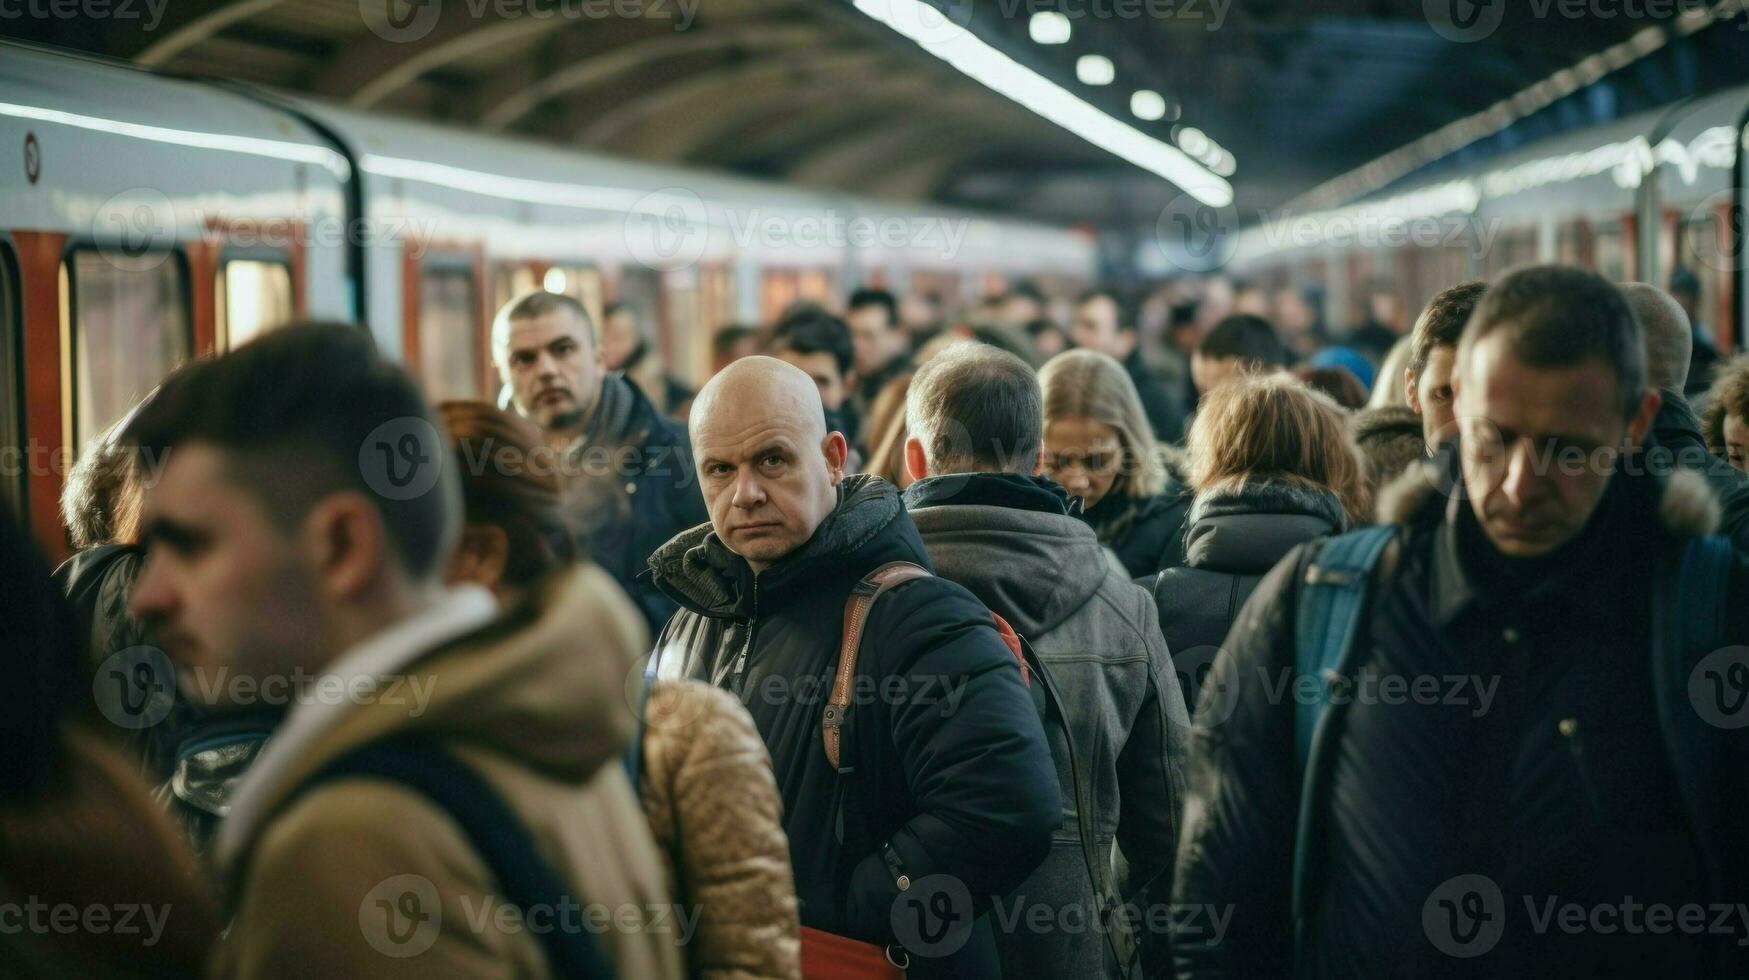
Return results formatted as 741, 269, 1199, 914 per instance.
11, 0, 1749, 228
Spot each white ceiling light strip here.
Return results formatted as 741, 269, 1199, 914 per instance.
1288, 0, 1749, 212
852, 0, 1234, 207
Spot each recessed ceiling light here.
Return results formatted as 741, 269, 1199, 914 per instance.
1076, 54, 1114, 86
1029, 11, 1071, 44
1131, 89, 1166, 121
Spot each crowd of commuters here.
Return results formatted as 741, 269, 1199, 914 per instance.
6, 261, 1749, 979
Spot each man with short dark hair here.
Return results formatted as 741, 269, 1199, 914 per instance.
1174, 266, 1749, 978
1405, 280, 1487, 452
901, 343, 1187, 979
1189, 313, 1288, 397
126, 323, 681, 978
649, 356, 1059, 978
1074, 289, 1186, 443
493, 291, 706, 631
601, 301, 695, 417
846, 287, 911, 451
771, 309, 859, 444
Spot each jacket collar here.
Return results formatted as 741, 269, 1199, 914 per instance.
903, 472, 1075, 516
1382, 443, 1719, 627
1183, 480, 1345, 572
214, 585, 499, 865
649, 474, 920, 618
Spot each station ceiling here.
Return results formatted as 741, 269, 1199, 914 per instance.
10, 0, 1749, 228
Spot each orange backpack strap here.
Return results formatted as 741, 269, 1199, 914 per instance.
988, 611, 1031, 689
826, 561, 933, 770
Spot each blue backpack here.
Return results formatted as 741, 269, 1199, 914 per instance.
1288, 525, 1736, 958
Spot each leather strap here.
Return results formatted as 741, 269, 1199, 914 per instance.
825, 561, 932, 769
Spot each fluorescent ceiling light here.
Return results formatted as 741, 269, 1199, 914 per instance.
1076, 54, 1114, 86
852, 0, 1233, 207
1131, 89, 1166, 121
1029, 11, 1071, 44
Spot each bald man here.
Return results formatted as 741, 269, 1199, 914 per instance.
647, 357, 1059, 978
1621, 282, 1749, 547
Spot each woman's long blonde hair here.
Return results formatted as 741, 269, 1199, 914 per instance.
1188, 373, 1370, 523
1038, 349, 1166, 501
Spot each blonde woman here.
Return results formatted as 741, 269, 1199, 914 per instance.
1040, 349, 1191, 576
1142, 374, 1368, 711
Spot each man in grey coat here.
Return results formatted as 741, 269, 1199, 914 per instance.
900, 342, 1190, 980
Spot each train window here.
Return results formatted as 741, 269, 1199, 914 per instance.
494, 264, 539, 316
65, 250, 191, 450
542, 264, 606, 328
0, 243, 19, 519
418, 266, 481, 401
217, 260, 294, 349
1593, 223, 1627, 282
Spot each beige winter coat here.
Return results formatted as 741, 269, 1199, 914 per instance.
212, 567, 686, 979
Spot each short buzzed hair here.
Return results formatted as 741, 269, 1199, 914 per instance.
1618, 282, 1692, 392
491, 291, 594, 354
1460, 266, 1646, 419
1409, 280, 1486, 382
906, 342, 1041, 474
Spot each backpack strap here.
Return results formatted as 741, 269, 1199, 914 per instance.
1291, 525, 1398, 770
826, 561, 934, 770
1289, 524, 1397, 960
1651, 534, 1736, 914
292, 735, 615, 979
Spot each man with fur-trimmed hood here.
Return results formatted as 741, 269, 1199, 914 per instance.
1172, 267, 1749, 978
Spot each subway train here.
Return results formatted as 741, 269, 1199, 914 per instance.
1230, 83, 1749, 356
0, 39, 1098, 558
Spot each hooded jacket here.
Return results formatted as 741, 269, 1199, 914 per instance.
1146, 481, 1345, 710
905, 473, 1188, 980
212, 567, 684, 980
1171, 450, 1749, 979
648, 475, 1060, 977
1646, 387, 1749, 551
1349, 405, 1426, 496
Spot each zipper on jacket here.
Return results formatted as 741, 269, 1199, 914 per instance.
1558, 717, 1605, 821
732, 576, 759, 687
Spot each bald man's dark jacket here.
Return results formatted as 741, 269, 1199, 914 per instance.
649, 475, 1060, 978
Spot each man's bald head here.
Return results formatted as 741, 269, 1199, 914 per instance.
693, 356, 830, 445
690, 356, 848, 572
1620, 282, 1692, 393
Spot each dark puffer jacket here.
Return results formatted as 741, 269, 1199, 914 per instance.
1144, 481, 1345, 710
905, 473, 1188, 980
649, 475, 1060, 978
